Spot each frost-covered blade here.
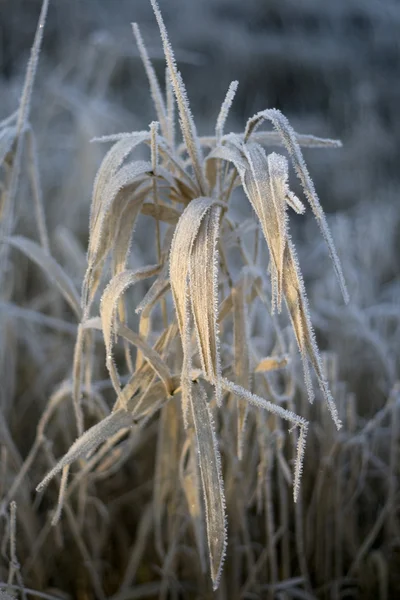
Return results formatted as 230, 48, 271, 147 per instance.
100, 265, 161, 394
169, 196, 217, 423
150, 0, 208, 195
189, 203, 222, 401
233, 281, 250, 459
244, 108, 348, 304
190, 382, 227, 590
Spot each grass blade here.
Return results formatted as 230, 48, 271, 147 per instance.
190, 382, 227, 589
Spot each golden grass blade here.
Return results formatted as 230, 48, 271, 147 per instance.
249, 130, 342, 148
90, 132, 150, 232
112, 183, 152, 276
135, 261, 170, 317
72, 323, 85, 435
51, 465, 69, 526
36, 408, 134, 493
180, 434, 207, 574
89, 160, 151, 262
100, 265, 161, 394
92, 155, 179, 283
242, 146, 289, 312
115, 325, 178, 412
233, 281, 250, 459
190, 382, 227, 590
208, 137, 247, 174
135, 264, 170, 368
84, 161, 151, 311
7, 236, 81, 319
169, 198, 213, 333
170, 196, 220, 422
115, 367, 155, 415
214, 81, 239, 196
209, 140, 341, 429
189, 204, 222, 400
141, 202, 180, 225
157, 140, 198, 197
282, 240, 342, 429
131, 379, 177, 424
244, 108, 348, 304
210, 141, 289, 311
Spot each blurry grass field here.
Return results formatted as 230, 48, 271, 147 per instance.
0, 1, 399, 599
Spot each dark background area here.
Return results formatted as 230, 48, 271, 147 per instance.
1, 0, 400, 212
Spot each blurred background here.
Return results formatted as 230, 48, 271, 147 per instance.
2, 0, 400, 212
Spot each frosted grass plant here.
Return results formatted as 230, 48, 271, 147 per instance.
1, 1, 398, 598
32, 0, 347, 589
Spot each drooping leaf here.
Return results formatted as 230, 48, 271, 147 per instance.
84, 161, 152, 311
242, 146, 290, 312
112, 183, 152, 276
100, 265, 161, 393
244, 108, 348, 304
209, 140, 342, 429
90, 132, 150, 233
190, 382, 227, 589
282, 239, 342, 429
36, 408, 134, 493
189, 203, 222, 401
169, 197, 216, 423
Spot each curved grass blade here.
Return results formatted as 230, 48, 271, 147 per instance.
244, 108, 348, 304
189, 204, 222, 402
100, 265, 161, 394
170, 196, 217, 424
90, 132, 150, 233
36, 408, 134, 493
